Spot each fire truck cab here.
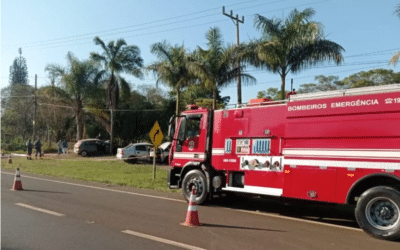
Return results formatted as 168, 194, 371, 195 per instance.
167, 84, 400, 240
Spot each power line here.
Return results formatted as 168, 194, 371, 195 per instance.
346, 48, 400, 58
242, 59, 391, 74
3, 0, 269, 48
243, 63, 390, 86
14, 0, 325, 51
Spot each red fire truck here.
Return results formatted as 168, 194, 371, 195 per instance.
167, 84, 400, 240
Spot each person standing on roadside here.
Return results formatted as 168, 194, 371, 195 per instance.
62, 139, 68, 154
26, 139, 33, 160
34, 139, 42, 159
57, 140, 63, 155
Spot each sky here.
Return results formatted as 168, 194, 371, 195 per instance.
2, 0, 400, 106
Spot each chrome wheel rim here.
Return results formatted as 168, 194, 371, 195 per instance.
365, 197, 400, 230
185, 176, 204, 198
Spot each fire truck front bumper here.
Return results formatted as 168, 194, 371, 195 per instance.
167, 168, 181, 189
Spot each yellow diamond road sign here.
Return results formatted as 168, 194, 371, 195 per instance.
149, 121, 163, 147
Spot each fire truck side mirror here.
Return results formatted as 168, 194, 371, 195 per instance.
168, 115, 176, 139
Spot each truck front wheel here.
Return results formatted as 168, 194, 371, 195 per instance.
182, 169, 208, 205
355, 186, 400, 241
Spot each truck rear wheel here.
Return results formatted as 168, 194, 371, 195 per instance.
182, 169, 208, 205
355, 186, 400, 241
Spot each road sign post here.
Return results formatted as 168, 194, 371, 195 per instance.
149, 121, 163, 180
153, 146, 157, 180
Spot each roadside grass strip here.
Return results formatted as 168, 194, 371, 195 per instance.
122, 230, 206, 250
15, 203, 65, 217
1, 156, 175, 192
3, 172, 184, 203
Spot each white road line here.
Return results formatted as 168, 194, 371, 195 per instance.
15, 203, 65, 217
3, 171, 362, 232
229, 208, 363, 232
122, 230, 206, 250
2, 172, 185, 203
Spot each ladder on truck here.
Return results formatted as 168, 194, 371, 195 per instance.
289, 83, 400, 102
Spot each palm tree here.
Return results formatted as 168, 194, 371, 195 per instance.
190, 27, 256, 109
238, 8, 344, 99
390, 4, 400, 65
45, 52, 103, 140
90, 36, 143, 154
148, 41, 194, 116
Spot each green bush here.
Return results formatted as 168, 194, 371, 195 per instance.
1, 136, 26, 152
0, 136, 58, 154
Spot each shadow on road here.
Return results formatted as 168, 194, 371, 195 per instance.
209, 194, 358, 229
201, 223, 286, 232
22, 189, 69, 194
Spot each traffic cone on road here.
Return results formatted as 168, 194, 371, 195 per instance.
180, 187, 201, 227
8, 155, 12, 164
11, 168, 23, 191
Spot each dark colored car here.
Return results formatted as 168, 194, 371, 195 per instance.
73, 139, 110, 157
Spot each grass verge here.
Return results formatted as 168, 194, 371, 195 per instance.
1, 154, 179, 193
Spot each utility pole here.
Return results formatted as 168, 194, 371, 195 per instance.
33, 74, 37, 140
223, 6, 244, 105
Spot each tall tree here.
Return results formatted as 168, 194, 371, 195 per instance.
45, 52, 103, 140
257, 87, 280, 100
297, 75, 343, 93
341, 69, 400, 88
148, 41, 194, 116
190, 27, 255, 109
180, 83, 230, 109
238, 8, 344, 99
90, 36, 143, 154
9, 48, 29, 86
3, 48, 32, 140
1, 84, 34, 139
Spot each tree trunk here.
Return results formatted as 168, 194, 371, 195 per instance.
109, 72, 116, 155
47, 124, 51, 147
280, 73, 286, 100
76, 101, 84, 140
175, 89, 180, 116
110, 108, 114, 155
83, 122, 86, 139
237, 62, 242, 105
212, 87, 216, 110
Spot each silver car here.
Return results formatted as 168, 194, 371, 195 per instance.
116, 142, 153, 162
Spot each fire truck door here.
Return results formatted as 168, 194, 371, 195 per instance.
175, 114, 207, 161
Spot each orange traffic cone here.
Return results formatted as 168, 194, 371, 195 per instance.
11, 168, 23, 191
8, 155, 12, 164
180, 187, 201, 227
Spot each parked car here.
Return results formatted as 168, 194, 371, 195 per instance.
116, 142, 153, 162
74, 139, 110, 157
149, 142, 171, 163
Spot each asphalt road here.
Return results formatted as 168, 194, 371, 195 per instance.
2, 170, 399, 250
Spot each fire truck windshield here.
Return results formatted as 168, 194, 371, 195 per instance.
177, 115, 201, 142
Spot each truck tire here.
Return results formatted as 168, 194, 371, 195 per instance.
182, 169, 208, 205
355, 186, 400, 241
